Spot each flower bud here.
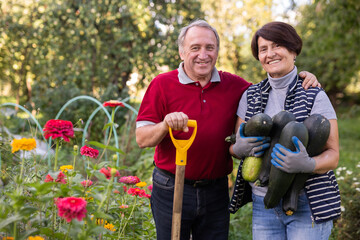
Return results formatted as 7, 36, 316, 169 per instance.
110, 168, 118, 177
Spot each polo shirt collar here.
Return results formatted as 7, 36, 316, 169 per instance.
177, 62, 221, 85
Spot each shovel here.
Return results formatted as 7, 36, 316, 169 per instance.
169, 119, 197, 240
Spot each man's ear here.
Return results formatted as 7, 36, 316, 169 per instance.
179, 50, 184, 61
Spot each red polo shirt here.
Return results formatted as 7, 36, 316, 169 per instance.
136, 68, 251, 180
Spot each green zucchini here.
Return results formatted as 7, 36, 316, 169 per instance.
282, 114, 330, 215
241, 113, 273, 182
243, 113, 273, 137
258, 111, 296, 186
264, 121, 309, 209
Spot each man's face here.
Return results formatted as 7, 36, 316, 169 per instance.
179, 26, 218, 84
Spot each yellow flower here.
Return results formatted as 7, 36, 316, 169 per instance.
136, 181, 147, 188
59, 165, 73, 172
85, 190, 94, 201
28, 236, 45, 240
96, 218, 107, 225
11, 138, 36, 153
104, 223, 116, 232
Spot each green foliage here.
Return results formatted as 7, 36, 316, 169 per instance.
333, 166, 360, 239
200, 0, 274, 83
296, 0, 360, 103
0, 107, 154, 239
0, 0, 204, 122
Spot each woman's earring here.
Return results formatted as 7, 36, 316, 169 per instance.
294, 57, 296, 62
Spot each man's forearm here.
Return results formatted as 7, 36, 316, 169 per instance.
135, 121, 168, 148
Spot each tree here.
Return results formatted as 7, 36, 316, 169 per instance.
199, 0, 275, 83
0, 0, 204, 119
296, 0, 360, 105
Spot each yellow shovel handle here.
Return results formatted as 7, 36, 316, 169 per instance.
168, 120, 197, 166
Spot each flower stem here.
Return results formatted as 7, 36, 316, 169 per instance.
54, 138, 60, 171
118, 197, 137, 239
19, 154, 25, 181
13, 222, 17, 239
65, 221, 72, 240
97, 175, 113, 212
97, 109, 115, 163
72, 153, 76, 172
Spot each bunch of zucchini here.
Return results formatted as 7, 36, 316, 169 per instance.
231, 112, 331, 215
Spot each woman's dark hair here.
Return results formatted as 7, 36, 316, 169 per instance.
251, 21, 302, 60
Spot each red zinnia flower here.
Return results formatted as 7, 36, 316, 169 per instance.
80, 146, 99, 158
44, 174, 54, 182
148, 184, 153, 192
55, 171, 67, 184
55, 197, 87, 222
103, 100, 125, 108
43, 119, 74, 142
44, 172, 67, 184
99, 167, 120, 179
81, 180, 93, 187
119, 176, 140, 185
127, 187, 148, 198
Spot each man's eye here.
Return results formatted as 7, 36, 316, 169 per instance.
191, 47, 199, 51
207, 46, 214, 50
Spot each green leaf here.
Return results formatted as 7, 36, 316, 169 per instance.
102, 122, 114, 131
0, 214, 23, 229
19, 206, 38, 216
87, 141, 124, 154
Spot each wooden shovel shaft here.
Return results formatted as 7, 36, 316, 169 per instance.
171, 164, 186, 240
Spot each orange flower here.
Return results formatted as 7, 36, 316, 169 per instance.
11, 138, 36, 153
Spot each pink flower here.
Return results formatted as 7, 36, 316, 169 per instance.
123, 186, 127, 193
81, 180, 93, 187
43, 119, 74, 142
55, 197, 87, 222
44, 172, 67, 184
148, 184, 153, 192
80, 146, 99, 158
103, 100, 125, 108
119, 176, 140, 185
44, 174, 54, 182
113, 189, 120, 194
99, 167, 120, 179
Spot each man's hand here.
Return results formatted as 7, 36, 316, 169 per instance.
271, 136, 316, 173
299, 71, 321, 90
232, 123, 270, 158
163, 112, 189, 132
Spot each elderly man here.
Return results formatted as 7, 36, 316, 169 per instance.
136, 19, 318, 240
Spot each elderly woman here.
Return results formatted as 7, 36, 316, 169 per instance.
229, 22, 340, 239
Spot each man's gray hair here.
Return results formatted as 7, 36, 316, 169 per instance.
177, 19, 220, 53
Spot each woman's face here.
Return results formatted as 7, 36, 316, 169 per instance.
258, 37, 297, 78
